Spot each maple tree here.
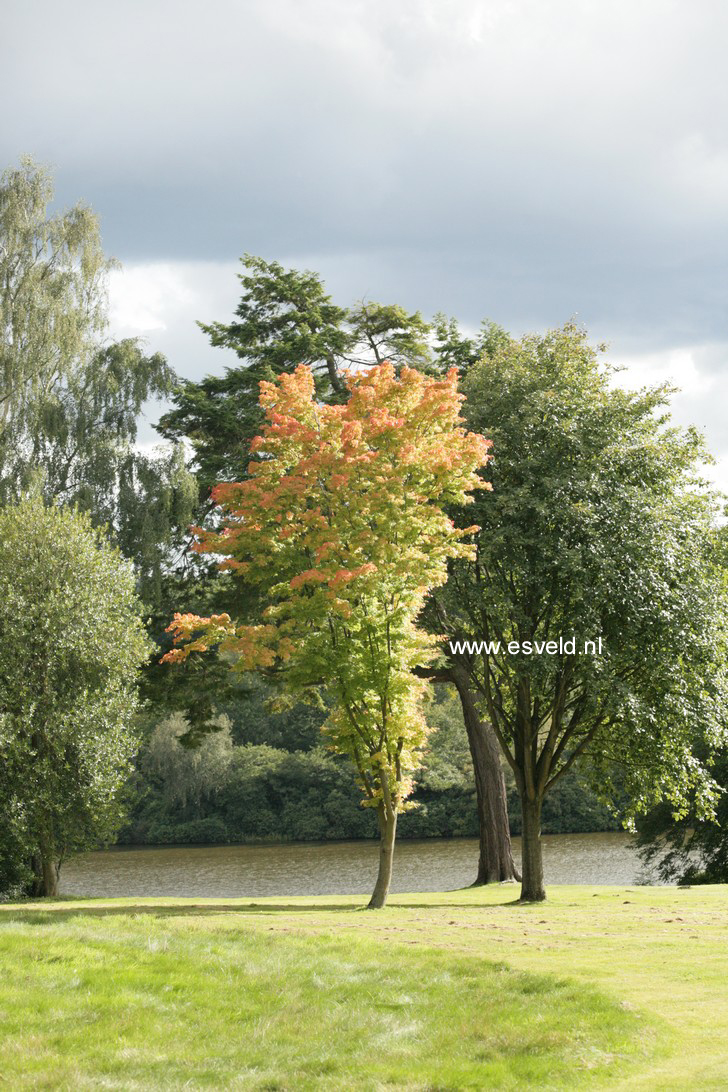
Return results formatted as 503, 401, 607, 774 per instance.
164, 361, 490, 907
157, 256, 516, 883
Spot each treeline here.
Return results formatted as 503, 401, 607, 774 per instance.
120, 685, 622, 847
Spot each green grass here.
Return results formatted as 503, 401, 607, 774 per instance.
1, 884, 726, 1089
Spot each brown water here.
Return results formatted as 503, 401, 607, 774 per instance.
59, 831, 655, 899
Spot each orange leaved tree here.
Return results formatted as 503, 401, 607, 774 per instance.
164, 362, 490, 907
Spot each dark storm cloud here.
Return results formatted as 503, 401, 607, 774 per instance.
4, 0, 728, 344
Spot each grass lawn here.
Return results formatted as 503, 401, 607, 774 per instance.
0, 884, 725, 1089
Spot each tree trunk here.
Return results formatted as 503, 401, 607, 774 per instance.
30, 853, 45, 897
519, 795, 546, 901
325, 353, 347, 399
41, 856, 59, 897
34, 834, 59, 897
451, 667, 520, 884
368, 802, 398, 909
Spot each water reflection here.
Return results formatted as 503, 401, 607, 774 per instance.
59, 831, 655, 899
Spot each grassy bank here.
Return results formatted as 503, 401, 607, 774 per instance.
1, 885, 726, 1089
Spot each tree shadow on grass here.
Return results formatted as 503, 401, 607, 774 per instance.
0, 902, 373, 925
0, 894, 530, 924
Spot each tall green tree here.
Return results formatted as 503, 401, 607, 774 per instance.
0, 499, 150, 896
158, 255, 436, 493
421, 316, 522, 884
444, 322, 728, 900
163, 362, 489, 907
0, 157, 197, 606
158, 255, 352, 492
432, 315, 510, 376
346, 301, 434, 373
1, 156, 106, 478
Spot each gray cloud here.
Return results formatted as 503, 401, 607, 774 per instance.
3, 0, 728, 486
4, 0, 728, 344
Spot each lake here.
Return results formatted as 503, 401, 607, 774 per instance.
58, 831, 657, 899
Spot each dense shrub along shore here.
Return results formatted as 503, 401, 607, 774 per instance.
119, 686, 623, 847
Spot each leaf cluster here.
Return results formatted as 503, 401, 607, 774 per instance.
165, 362, 490, 811
442, 322, 728, 816
0, 499, 151, 887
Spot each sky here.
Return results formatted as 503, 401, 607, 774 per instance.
3, 0, 728, 492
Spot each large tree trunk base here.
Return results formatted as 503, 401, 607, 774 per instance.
30, 852, 59, 898
42, 859, 59, 898
451, 668, 520, 885
471, 876, 519, 887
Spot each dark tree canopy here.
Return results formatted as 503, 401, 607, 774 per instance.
440, 322, 728, 900
637, 520, 728, 885
158, 254, 437, 493
158, 255, 352, 491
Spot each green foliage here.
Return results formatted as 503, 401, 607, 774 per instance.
636, 520, 728, 884
414, 687, 474, 792
637, 740, 728, 885
226, 674, 327, 750
0, 794, 30, 898
0, 499, 150, 893
346, 301, 434, 373
143, 714, 234, 812
120, 683, 619, 846
432, 315, 510, 376
158, 254, 352, 491
505, 771, 623, 836
0, 156, 107, 479
157, 255, 439, 494
443, 322, 728, 896
121, 715, 380, 845
0, 158, 197, 608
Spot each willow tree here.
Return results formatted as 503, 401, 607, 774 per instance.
0, 157, 196, 605
0, 157, 107, 475
164, 362, 489, 907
